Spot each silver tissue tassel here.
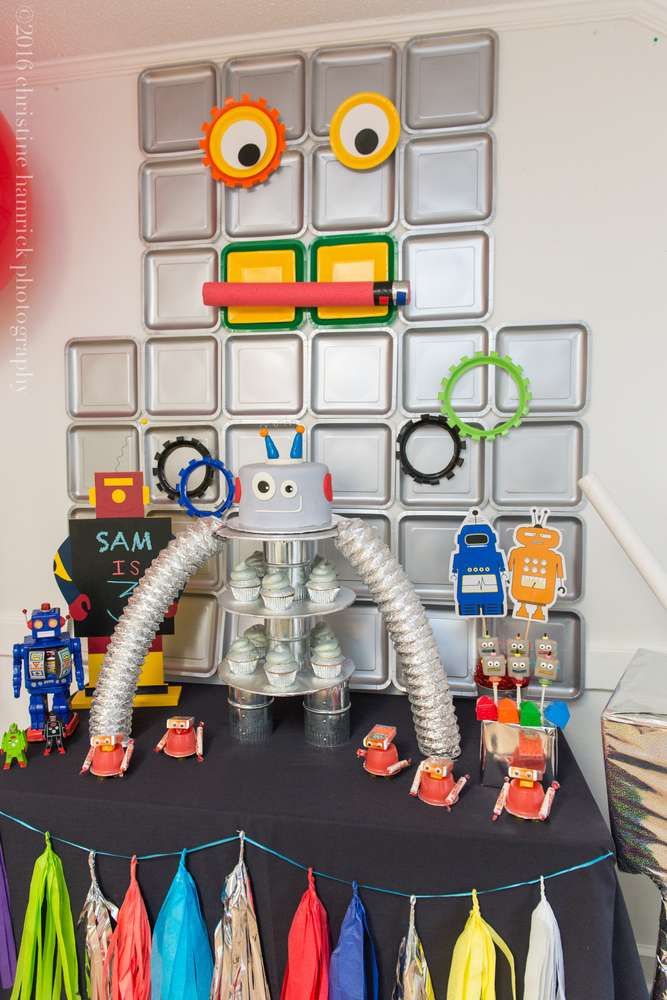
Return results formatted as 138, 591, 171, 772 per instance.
90, 517, 226, 739
334, 517, 460, 758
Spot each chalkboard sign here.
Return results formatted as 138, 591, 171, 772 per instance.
69, 517, 174, 637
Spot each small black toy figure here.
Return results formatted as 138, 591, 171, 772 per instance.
43, 713, 66, 757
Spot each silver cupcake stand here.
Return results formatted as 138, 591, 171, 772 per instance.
217, 515, 356, 747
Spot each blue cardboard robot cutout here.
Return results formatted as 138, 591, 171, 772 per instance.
449, 509, 508, 617
12, 602, 84, 742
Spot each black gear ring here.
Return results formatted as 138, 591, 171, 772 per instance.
396, 414, 466, 485
153, 436, 215, 501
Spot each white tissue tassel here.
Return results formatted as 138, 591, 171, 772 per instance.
523, 893, 566, 1000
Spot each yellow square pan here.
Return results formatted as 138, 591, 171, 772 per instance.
315, 240, 390, 320
226, 247, 297, 325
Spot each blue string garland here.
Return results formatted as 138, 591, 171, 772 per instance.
0, 806, 614, 900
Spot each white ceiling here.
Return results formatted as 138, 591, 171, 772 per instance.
0, 0, 575, 65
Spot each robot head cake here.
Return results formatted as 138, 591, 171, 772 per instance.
235, 425, 334, 533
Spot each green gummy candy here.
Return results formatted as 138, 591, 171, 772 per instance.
520, 702, 542, 727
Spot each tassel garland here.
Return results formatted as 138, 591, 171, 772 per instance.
210, 832, 271, 1000
447, 889, 516, 1000
151, 850, 213, 1000
11, 832, 80, 1000
79, 852, 118, 1000
393, 896, 435, 1000
104, 856, 151, 1000
281, 867, 330, 1000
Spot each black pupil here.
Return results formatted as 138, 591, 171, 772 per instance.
354, 128, 379, 156
257, 480, 271, 494
239, 143, 261, 167
284, 484, 294, 494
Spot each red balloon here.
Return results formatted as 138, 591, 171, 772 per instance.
0, 112, 17, 292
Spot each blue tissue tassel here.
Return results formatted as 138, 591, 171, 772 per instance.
151, 851, 213, 1000
329, 881, 379, 1000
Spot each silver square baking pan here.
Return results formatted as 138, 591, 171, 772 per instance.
66, 338, 138, 418
145, 336, 220, 417
224, 333, 304, 416
311, 422, 393, 506
139, 156, 218, 243
403, 31, 496, 131
66, 424, 140, 500
310, 330, 394, 415
401, 326, 489, 413
495, 324, 589, 413
491, 420, 584, 508
163, 592, 221, 679
224, 150, 305, 238
223, 52, 307, 142
311, 145, 396, 232
401, 231, 491, 322
143, 247, 219, 332
138, 62, 218, 154
311, 43, 399, 137
403, 132, 493, 226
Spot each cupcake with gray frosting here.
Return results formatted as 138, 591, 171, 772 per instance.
310, 636, 344, 679
230, 560, 261, 603
310, 622, 336, 647
264, 643, 298, 689
244, 624, 268, 660
260, 570, 295, 611
306, 559, 339, 605
226, 637, 259, 676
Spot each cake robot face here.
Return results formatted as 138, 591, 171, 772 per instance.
235, 426, 334, 533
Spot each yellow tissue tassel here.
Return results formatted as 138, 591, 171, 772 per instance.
447, 890, 516, 1000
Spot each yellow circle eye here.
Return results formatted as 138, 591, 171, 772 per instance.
48, 618, 58, 628
33, 620, 43, 629
200, 96, 285, 188
329, 91, 400, 171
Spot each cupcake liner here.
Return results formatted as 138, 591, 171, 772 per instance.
264, 668, 298, 689
307, 586, 340, 605
310, 660, 342, 680
231, 585, 261, 603
227, 657, 258, 676
261, 591, 295, 611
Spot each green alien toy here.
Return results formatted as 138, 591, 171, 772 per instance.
2, 723, 27, 770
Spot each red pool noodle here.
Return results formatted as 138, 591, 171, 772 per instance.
203, 281, 384, 308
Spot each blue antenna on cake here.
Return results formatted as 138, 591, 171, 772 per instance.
290, 424, 305, 460
259, 427, 280, 460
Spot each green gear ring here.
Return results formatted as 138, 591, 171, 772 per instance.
438, 351, 531, 442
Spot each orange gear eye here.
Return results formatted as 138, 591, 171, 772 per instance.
200, 96, 286, 188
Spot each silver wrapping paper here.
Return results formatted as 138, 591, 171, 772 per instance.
90, 516, 226, 738
602, 649, 667, 1000
335, 517, 461, 758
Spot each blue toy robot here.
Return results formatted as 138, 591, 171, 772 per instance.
12, 602, 85, 742
449, 512, 508, 617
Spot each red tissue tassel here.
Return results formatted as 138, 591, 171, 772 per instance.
104, 856, 151, 1000
280, 868, 330, 1000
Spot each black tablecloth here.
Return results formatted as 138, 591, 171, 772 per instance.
0, 689, 648, 999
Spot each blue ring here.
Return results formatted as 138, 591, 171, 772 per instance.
177, 457, 235, 518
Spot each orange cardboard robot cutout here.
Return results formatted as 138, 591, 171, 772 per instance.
507, 509, 566, 623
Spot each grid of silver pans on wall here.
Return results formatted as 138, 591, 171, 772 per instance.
64, 30, 590, 698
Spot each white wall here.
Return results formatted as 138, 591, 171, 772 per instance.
0, 12, 664, 969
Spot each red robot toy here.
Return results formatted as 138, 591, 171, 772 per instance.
356, 725, 411, 777
80, 734, 134, 778
154, 717, 204, 761
409, 757, 469, 809
492, 732, 559, 822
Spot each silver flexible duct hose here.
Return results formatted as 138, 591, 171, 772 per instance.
89, 517, 226, 738
334, 517, 461, 758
